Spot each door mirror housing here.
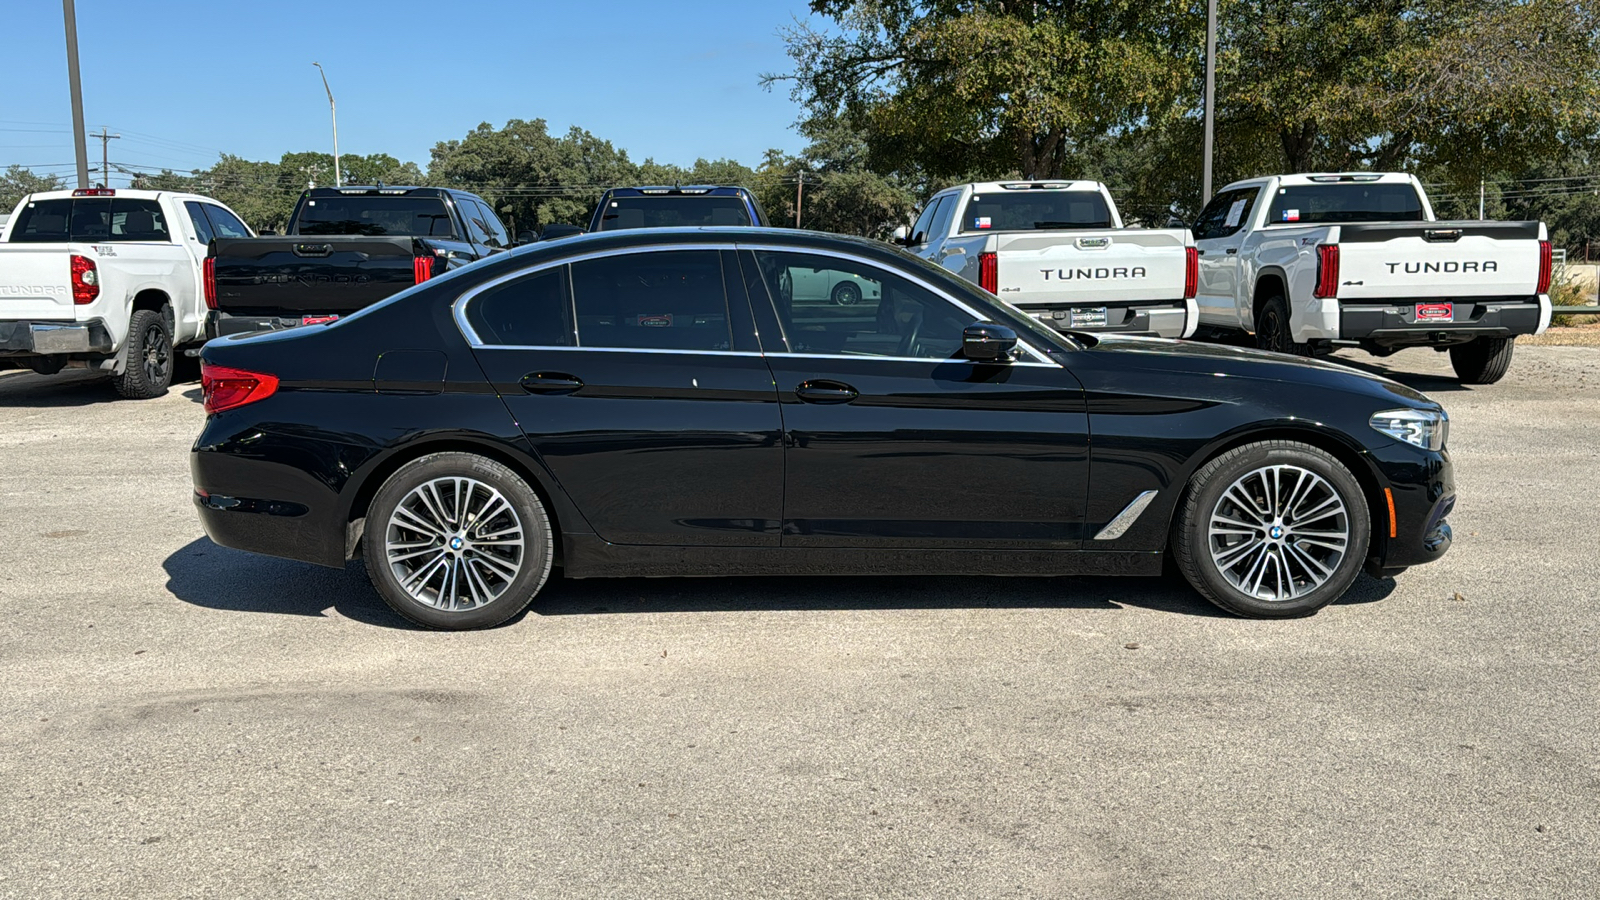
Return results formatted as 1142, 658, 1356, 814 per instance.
962, 322, 1018, 361
890, 225, 910, 245
1166, 216, 1188, 231
515, 230, 539, 245
539, 224, 584, 241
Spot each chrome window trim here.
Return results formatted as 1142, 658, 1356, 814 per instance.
451, 239, 1059, 367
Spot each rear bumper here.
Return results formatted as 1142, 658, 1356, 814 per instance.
0, 318, 115, 356
1020, 299, 1196, 339
208, 310, 338, 340
1338, 297, 1545, 347
191, 439, 349, 568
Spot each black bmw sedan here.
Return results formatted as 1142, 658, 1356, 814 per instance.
192, 227, 1454, 629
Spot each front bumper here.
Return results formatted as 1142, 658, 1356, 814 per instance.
0, 318, 116, 356
1340, 298, 1544, 348
1368, 443, 1455, 572
1020, 299, 1194, 339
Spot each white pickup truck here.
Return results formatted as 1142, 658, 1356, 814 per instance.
0, 188, 252, 397
1193, 172, 1552, 384
895, 180, 1198, 338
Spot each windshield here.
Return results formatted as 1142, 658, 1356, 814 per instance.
960, 190, 1114, 232
294, 196, 457, 237
1265, 184, 1426, 224
595, 196, 752, 230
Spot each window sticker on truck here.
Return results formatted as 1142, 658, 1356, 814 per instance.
975, 217, 991, 229
1225, 200, 1246, 228
1282, 209, 1300, 222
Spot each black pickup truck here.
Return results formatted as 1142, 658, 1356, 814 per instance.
207, 186, 512, 337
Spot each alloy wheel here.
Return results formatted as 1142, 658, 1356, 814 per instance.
384, 476, 526, 611
142, 324, 171, 385
1207, 464, 1350, 602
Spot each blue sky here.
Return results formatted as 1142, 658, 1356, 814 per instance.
4, 0, 816, 185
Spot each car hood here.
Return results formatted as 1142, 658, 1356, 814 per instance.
1072, 335, 1438, 408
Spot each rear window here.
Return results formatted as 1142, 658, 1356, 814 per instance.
1265, 184, 1426, 224
595, 196, 752, 230
294, 196, 457, 237
960, 191, 1113, 232
8, 197, 172, 243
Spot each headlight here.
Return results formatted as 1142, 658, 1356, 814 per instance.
1370, 408, 1448, 451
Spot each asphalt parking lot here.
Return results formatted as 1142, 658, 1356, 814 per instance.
2, 345, 1597, 899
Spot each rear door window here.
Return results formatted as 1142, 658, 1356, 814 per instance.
570, 250, 732, 351
458, 198, 496, 247
184, 201, 215, 244
472, 200, 509, 248
201, 204, 251, 238
9, 199, 74, 242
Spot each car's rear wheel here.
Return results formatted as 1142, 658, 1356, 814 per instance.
1172, 441, 1371, 618
112, 308, 173, 399
831, 281, 862, 306
1254, 296, 1311, 357
362, 452, 553, 630
1449, 336, 1515, 384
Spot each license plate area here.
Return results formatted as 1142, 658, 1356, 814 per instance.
1414, 302, 1453, 324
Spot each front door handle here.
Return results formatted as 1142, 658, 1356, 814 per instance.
1196, 249, 1206, 257
1225, 248, 1238, 255
795, 380, 858, 404
521, 372, 583, 395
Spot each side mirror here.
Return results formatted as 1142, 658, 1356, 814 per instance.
1166, 216, 1188, 231
516, 230, 539, 245
890, 225, 910, 245
540, 223, 584, 241
962, 322, 1018, 361
259, 229, 279, 236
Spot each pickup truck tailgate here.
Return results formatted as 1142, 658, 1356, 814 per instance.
211, 237, 423, 315
0, 246, 77, 320
1334, 222, 1544, 300
994, 230, 1190, 307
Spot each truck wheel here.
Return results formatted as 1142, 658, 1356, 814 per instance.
1449, 337, 1515, 384
1171, 440, 1371, 618
1255, 296, 1311, 357
831, 281, 862, 306
363, 452, 554, 630
112, 309, 174, 399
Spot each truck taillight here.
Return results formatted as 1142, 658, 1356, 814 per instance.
1313, 244, 1340, 299
201, 363, 279, 414
203, 257, 217, 310
978, 251, 998, 294
1183, 247, 1199, 300
413, 256, 434, 284
1537, 240, 1553, 294
70, 254, 99, 304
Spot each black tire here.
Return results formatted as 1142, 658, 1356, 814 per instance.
362, 452, 554, 630
112, 309, 174, 399
1449, 337, 1515, 384
831, 281, 862, 306
1254, 296, 1311, 357
1171, 440, 1371, 618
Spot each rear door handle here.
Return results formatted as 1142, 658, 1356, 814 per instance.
1225, 248, 1238, 255
1195, 249, 1206, 257
795, 380, 858, 404
521, 372, 583, 395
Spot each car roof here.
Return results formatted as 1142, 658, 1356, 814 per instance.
960, 180, 1104, 194
602, 186, 752, 197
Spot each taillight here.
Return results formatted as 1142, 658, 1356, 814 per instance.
978, 251, 998, 294
201, 363, 279, 414
1183, 246, 1199, 300
413, 255, 434, 284
203, 257, 217, 309
70, 254, 99, 304
1313, 244, 1340, 299
1537, 239, 1553, 294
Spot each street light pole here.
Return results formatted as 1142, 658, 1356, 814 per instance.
1201, 0, 1218, 204
312, 62, 341, 187
62, 0, 90, 189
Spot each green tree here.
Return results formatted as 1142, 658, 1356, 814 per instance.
1, 166, 65, 212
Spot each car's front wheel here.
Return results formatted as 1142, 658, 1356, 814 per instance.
1172, 441, 1371, 618
362, 452, 554, 630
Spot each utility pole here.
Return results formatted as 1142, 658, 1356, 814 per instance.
1479, 179, 1485, 220
1201, 0, 1218, 204
91, 127, 120, 187
62, 0, 90, 189
312, 62, 341, 187
795, 174, 805, 229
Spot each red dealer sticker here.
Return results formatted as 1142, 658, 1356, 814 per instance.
1415, 303, 1454, 323
302, 314, 340, 325
637, 314, 674, 327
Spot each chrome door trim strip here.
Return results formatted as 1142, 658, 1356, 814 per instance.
1094, 490, 1159, 541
